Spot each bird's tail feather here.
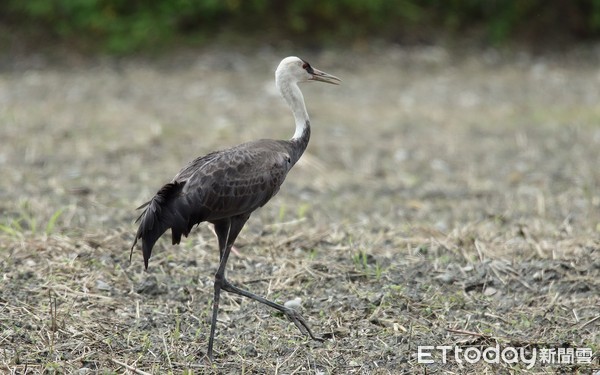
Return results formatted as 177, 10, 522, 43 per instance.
131, 181, 187, 269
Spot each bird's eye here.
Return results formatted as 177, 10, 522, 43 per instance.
302, 63, 308, 69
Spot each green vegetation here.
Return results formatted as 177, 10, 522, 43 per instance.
0, 200, 65, 238
352, 249, 384, 280
3, 0, 600, 53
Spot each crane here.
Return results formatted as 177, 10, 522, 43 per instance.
130, 56, 340, 360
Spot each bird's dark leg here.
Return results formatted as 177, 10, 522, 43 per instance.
206, 214, 322, 360
221, 280, 323, 342
206, 215, 249, 360
206, 219, 228, 360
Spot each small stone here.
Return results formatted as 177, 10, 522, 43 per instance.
242, 344, 258, 357
284, 297, 302, 309
95, 279, 111, 291
136, 275, 164, 295
435, 272, 456, 284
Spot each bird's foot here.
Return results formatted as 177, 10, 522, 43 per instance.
283, 307, 324, 342
202, 349, 220, 366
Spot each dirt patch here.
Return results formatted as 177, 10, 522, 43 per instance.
1, 46, 599, 373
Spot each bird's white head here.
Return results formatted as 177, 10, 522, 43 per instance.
275, 56, 340, 140
275, 56, 341, 88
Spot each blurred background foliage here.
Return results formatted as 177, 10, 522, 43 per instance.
2, 0, 600, 53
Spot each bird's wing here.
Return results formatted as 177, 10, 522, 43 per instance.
181, 141, 293, 219
132, 140, 293, 268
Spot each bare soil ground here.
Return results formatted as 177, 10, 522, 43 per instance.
1, 46, 599, 374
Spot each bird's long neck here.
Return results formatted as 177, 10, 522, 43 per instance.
289, 120, 310, 165
277, 78, 311, 164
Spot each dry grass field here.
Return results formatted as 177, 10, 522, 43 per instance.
1, 46, 599, 374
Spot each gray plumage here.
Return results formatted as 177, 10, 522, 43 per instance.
132, 128, 309, 269
130, 56, 339, 361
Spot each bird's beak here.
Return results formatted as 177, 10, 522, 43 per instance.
309, 68, 341, 85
